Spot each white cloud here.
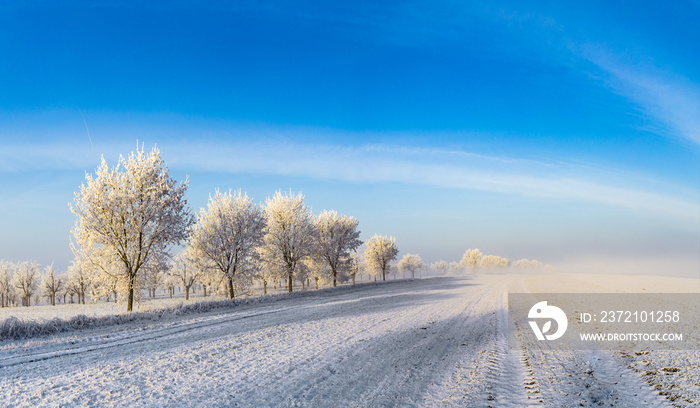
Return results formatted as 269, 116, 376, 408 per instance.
157, 138, 698, 220
583, 49, 700, 146
1, 124, 697, 222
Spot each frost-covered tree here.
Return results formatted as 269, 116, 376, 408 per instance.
169, 250, 203, 300
304, 258, 330, 290
314, 210, 362, 287
67, 261, 92, 305
261, 190, 317, 293
513, 259, 543, 270
0, 260, 15, 307
14, 261, 39, 307
41, 264, 64, 306
479, 255, 511, 272
431, 260, 449, 276
398, 254, 424, 279
349, 250, 363, 285
460, 249, 483, 274
140, 254, 168, 298
70, 144, 192, 311
254, 250, 280, 295
364, 235, 399, 281
187, 190, 265, 299
449, 261, 466, 275
512, 259, 529, 268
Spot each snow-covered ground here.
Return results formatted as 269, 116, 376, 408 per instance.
0, 273, 697, 407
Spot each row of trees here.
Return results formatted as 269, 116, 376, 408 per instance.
70, 144, 401, 312
9, 144, 548, 311
429, 248, 546, 275
0, 260, 92, 308
1, 246, 544, 309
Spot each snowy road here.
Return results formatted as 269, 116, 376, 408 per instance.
0, 276, 681, 407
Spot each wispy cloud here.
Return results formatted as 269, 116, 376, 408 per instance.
580, 48, 700, 146
167, 139, 699, 220
4, 132, 692, 220
411, 3, 700, 147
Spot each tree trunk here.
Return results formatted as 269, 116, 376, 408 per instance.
352, 274, 356, 285
288, 275, 293, 293
203, 284, 207, 297
382, 268, 386, 281
228, 278, 235, 299
263, 280, 267, 295
333, 268, 337, 287
51, 294, 55, 306
127, 275, 135, 312
185, 286, 190, 300
315, 277, 319, 290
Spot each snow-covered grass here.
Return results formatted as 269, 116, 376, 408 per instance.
0, 279, 401, 341
0, 273, 697, 407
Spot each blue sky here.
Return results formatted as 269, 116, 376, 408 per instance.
0, 1, 698, 277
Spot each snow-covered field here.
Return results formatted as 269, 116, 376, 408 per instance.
1, 273, 697, 407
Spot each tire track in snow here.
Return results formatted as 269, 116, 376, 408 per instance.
0, 283, 426, 369
512, 278, 671, 407
0, 275, 678, 407
426, 275, 535, 408
235, 279, 483, 407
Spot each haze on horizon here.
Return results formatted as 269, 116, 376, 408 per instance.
0, 1, 698, 278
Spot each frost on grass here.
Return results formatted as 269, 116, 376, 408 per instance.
0, 280, 389, 341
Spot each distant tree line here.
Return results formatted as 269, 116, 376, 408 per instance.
429, 248, 549, 276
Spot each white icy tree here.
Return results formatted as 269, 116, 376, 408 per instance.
398, 253, 425, 279
13, 261, 39, 307
41, 264, 64, 306
314, 210, 362, 287
479, 255, 511, 272
254, 249, 281, 295
70, 144, 192, 312
364, 234, 399, 281
66, 260, 92, 305
431, 260, 449, 276
512, 259, 543, 270
169, 250, 203, 300
261, 190, 317, 293
187, 190, 266, 299
449, 261, 466, 275
304, 258, 330, 290
140, 253, 168, 298
460, 248, 483, 274
0, 260, 15, 307
348, 250, 364, 285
